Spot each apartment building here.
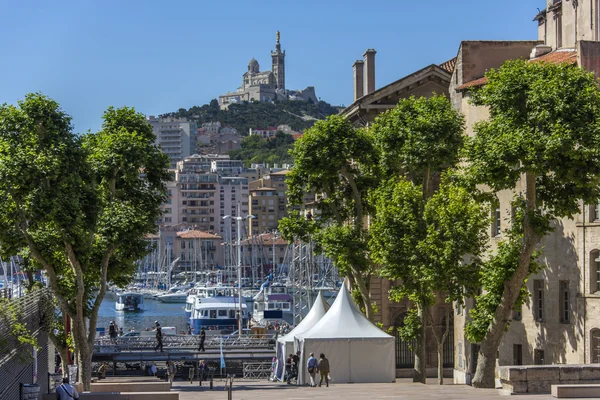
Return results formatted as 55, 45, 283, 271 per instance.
148, 116, 197, 168
219, 176, 250, 239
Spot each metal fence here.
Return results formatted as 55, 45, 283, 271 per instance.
243, 362, 272, 379
94, 334, 277, 352
0, 288, 52, 400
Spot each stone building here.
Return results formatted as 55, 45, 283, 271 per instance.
219, 32, 318, 109
450, 0, 600, 384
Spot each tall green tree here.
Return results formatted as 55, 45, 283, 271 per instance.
370, 177, 488, 384
283, 115, 378, 319
464, 59, 600, 388
0, 94, 170, 389
369, 95, 465, 383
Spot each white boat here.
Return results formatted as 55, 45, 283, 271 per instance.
252, 282, 293, 324
116, 292, 144, 312
186, 285, 239, 320
190, 301, 248, 334
157, 290, 188, 303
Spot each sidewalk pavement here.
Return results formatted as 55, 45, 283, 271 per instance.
172, 378, 561, 399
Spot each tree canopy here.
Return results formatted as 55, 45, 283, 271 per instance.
0, 93, 170, 389
464, 59, 600, 388
162, 99, 340, 136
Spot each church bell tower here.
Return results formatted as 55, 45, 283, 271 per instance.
271, 30, 286, 90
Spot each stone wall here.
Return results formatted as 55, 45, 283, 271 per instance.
499, 365, 600, 394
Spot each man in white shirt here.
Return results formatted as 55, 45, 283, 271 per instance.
56, 377, 79, 399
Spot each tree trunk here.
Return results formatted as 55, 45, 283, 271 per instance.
437, 347, 444, 385
472, 172, 540, 388
413, 304, 427, 383
352, 271, 373, 320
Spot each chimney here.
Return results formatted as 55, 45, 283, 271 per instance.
352, 60, 364, 101
530, 44, 552, 59
363, 49, 376, 95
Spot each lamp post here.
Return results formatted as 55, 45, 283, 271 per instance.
223, 208, 255, 337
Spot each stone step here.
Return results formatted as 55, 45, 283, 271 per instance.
90, 382, 172, 392
551, 384, 600, 398
44, 392, 178, 400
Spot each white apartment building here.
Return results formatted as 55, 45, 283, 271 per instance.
148, 116, 197, 168
219, 176, 250, 240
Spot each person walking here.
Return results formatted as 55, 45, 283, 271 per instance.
98, 362, 108, 380
198, 327, 206, 351
307, 352, 318, 387
318, 353, 330, 387
150, 363, 157, 376
56, 376, 79, 399
154, 321, 164, 352
167, 360, 176, 384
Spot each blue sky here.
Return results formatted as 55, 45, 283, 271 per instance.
0, 0, 544, 132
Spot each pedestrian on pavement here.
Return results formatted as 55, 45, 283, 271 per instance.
187, 323, 192, 335
307, 352, 318, 387
285, 354, 294, 384
198, 327, 206, 351
154, 321, 164, 352
167, 360, 176, 384
318, 353, 330, 387
150, 363, 157, 376
98, 362, 108, 380
56, 376, 80, 400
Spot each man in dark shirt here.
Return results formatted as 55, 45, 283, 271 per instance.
154, 321, 163, 352
198, 328, 206, 351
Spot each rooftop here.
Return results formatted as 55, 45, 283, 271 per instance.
176, 230, 222, 239
456, 49, 578, 91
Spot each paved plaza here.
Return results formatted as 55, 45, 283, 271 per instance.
171, 379, 570, 400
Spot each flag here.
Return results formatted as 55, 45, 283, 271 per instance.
220, 335, 226, 369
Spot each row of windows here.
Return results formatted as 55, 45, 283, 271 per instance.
512, 279, 570, 324
512, 345, 545, 366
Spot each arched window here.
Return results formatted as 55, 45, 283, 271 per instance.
592, 329, 600, 363
590, 250, 600, 293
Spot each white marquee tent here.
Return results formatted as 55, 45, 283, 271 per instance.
294, 284, 395, 384
275, 291, 329, 381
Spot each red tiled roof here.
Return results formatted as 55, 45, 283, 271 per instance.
456, 77, 488, 90
177, 230, 222, 239
240, 233, 288, 246
439, 57, 457, 73
291, 133, 303, 140
456, 49, 578, 91
531, 49, 577, 64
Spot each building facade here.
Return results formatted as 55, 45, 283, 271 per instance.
148, 116, 197, 168
451, 2, 600, 383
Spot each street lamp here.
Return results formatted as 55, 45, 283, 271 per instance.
223, 208, 256, 337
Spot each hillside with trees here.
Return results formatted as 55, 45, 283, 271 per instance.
229, 131, 295, 166
162, 99, 340, 135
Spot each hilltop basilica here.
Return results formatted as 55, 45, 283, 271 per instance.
218, 31, 318, 109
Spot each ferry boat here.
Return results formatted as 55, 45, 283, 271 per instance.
189, 301, 248, 334
185, 285, 237, 320
115, 292, 144, 312
252, 282, 293, 324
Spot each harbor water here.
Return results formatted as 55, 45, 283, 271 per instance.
98, 291, 189, 333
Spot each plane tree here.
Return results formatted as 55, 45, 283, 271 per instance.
368, 95, 466, 383
281, 115, 379, 319
464, 59, 600, 388
0, 94, 170, 389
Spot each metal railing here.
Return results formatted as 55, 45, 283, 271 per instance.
94, 334, 277, 352
243, 362, 272, 379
